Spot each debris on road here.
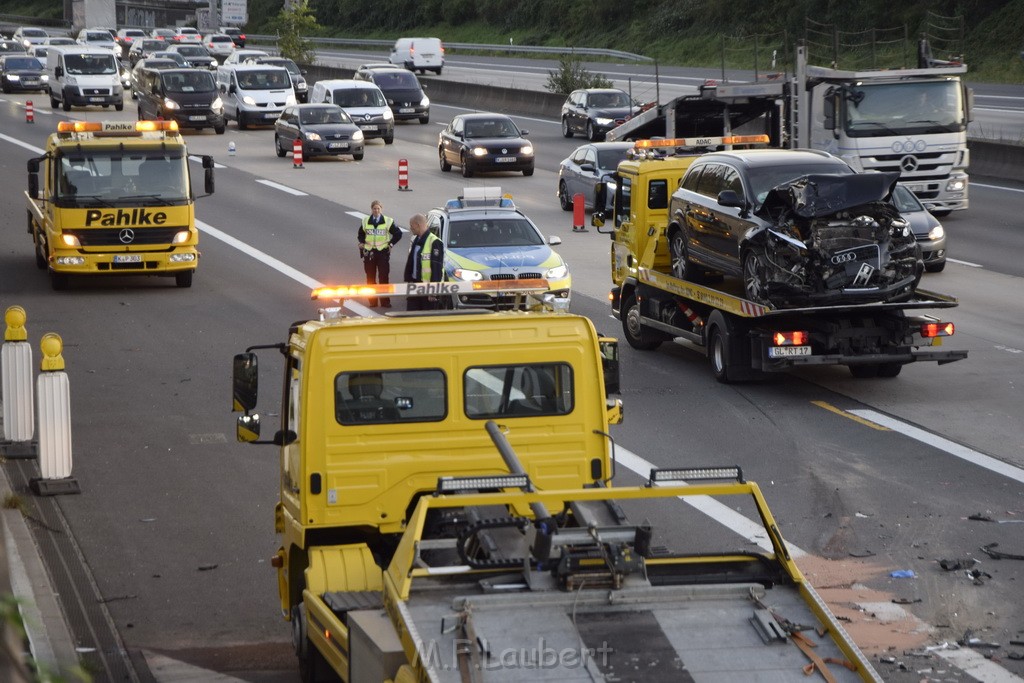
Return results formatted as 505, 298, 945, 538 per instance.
981, 543, 1024, 560
938, 557, 977, 571
890, 569, 917, 578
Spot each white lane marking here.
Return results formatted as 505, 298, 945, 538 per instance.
849, 409, 1024, 485
973, 181, 1024, 194
937, 649, 1024, 683
946, 257, 983, 267
0, 132, 44, 154
195, 219, 322, 290
614, 446, 807, 557
188, 155, 226, 169
254, 179, 308, 196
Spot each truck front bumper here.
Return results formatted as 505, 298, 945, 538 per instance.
50, 248, 199, 275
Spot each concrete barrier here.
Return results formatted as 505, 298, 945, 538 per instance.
300, 62, 1024, 182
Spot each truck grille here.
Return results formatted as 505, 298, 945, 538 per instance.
81, 87, 111, 96
65, 228, 183, 246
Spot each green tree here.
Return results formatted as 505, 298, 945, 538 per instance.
275, 0, 320, 66
545, 54, 612, 94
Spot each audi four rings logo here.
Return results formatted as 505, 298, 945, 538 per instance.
892, 139, 927, 153
831, 252, 857, 265
118, 229, 135, 244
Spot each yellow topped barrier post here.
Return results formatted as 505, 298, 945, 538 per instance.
30, 333, 79, 496
1, 306, 37, 459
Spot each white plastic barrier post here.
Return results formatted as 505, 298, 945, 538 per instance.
30, 333, 79, 496
1, 306, 37, 459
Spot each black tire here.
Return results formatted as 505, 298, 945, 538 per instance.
523, 166, 534, 177
558, 181, 572, 211
115, 102, 124, 112
50, 271, 69, 291
708, 326, 732, 383
62, 97, 71, 112
137, 106, 143, 120
237, 113, 248, 130
925, 261, 946, 273
461, 153, 473, 178
1, 83, 8, 94
435, 67, 442, 75
49, 92, 58, 108
621, 293, 662, 351
586, 120, 599, 141
849, 364, 880, 378
419, 114, 429, 124
353, 152, 364, 161
275, 135, 287, 158
742, 249, 769, 304
877, 363, 903, 378
669, 229, 698, 281
214, 125, 226, 135
439, 148, 451, 172
384, 132, 394, 145
34, 232, 47, 269
561, 117, 573, 138
292, 603, 330, 683
175, 271, 193, 288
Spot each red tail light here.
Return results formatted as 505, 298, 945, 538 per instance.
772, 331, 808, 346
921, 322, 955, 337
410, 42, 415, 55
239, 34, 246, 40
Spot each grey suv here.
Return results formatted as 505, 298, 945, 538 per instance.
669, 149, 922, 307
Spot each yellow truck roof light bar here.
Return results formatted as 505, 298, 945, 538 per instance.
630, 134, 770, 159
311, 278, 550, 300
56, 120, 180, 137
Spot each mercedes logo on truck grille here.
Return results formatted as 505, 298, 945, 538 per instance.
118, 228, 135, 244
900, 155, 919, 172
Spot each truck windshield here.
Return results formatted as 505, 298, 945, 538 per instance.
63, 53, 117, 75
843, 81, 965, 137
56, 149, 188, 204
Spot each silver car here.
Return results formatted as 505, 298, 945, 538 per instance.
892, 184, 947, 272
557, 142, 632, 212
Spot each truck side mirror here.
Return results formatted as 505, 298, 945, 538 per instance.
202, 156, 215, 194
27, 157, 40, 199
823, 96, 836, 131
965, 87, 974, 123
202, 155, 215, 169
236, 413, 261, 442
228, 83, 236, 94
599, 338, 620, 395
232, 352, 258, 412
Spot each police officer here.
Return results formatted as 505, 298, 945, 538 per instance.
403, 213, 444, 311
358, 200, 402, 307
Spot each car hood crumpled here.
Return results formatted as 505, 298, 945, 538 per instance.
759, 172, 900, 219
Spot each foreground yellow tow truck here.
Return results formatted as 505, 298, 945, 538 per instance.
233, 280, 879, 682
25, 120, 215, 290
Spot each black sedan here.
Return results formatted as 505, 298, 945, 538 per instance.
168, 44, 217, 70
0, 54, 47, 93
274, 104, 365, 161
561, 88, 640, 141
438, 113, 534, 177
557, 141, 633, 211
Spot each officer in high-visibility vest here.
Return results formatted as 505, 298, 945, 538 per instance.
403, 213, 444, 311
358, 200, 403, 307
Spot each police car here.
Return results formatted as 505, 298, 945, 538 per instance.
425, 187, 571, 309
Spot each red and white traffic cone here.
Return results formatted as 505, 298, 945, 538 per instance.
25, 100, 34, 124
292, 138, 304, 169
572, 193, 586, 232
398, 158, 410, 191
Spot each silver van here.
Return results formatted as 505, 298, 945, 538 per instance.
46, 45, 123, 111
389, 37, 444, 75
309, 79, 394, 144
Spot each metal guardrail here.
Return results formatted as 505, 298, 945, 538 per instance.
246, 34, 653, 63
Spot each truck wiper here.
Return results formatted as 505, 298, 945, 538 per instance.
71, 194, 114, 207
117, 194, 176, 206
847, 121, 898, 135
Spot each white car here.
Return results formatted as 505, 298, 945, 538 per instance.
75, 29, 120, 59
222, 48, 269, 65
172, 27, 203, 44
13, 27, 49, 49
202, 34, 235, 59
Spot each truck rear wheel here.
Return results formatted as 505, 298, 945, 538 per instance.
877, 363, 903, 378
292, 603, 331, 683
708, 326, 731, 382
849, 364, 879, 378
621, 293, 663, 351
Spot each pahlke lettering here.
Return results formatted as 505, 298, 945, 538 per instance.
403, 282, 457, 296
84, 209, 168, 227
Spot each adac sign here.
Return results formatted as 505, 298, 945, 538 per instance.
85, 208, 168, 227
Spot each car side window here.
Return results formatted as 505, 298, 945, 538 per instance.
695, 163, 726, 199
452, 118, 464, 136
681, 166, 703, 192
721, 166, 743, 199
583, 149, 598, 166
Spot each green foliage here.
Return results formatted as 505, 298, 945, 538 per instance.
545, 54, 612, 94
274, 0, 320, 65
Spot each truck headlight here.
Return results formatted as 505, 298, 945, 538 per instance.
545, 263, 568, 280
453, 268, 483, 281
61, 234, 81, 247
65, 75, 77, 86
172, 230, 191, 244
946, 178, 966, 192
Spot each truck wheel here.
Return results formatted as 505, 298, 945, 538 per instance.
742, 249, 769, 304
621, 293, 662, 351
214, 124, 226, 135
292, 603, 330, 683
558, 181, 572, 211
50, 271, 69, 291
439, 148, 451, 172
849, 364, 879, 378
561, 117, 573, 138
708, 326, 732, 383
175, 271, 194, 288
877, 363, 903, 378
35, 241, 47, 269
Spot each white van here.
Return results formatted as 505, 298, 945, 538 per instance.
216, 64, 295, 129
388, 37, 444, 75
46, 45, 123, 112
309, 79, 394, 144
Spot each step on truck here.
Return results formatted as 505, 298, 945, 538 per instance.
232, 280, 880, 681
25, 120, 215, 290
594, 138, 968, 382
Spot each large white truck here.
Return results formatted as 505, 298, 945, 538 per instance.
609, 41, 972, 214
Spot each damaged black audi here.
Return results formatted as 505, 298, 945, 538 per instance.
669, 149, 923, 308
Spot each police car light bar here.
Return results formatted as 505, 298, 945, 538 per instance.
648, 466, 745, 485
437, 474, 530, 494
311, 279, 550, 300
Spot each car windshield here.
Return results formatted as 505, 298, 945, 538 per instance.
23, 29, 48, 38
237, 69, 290, 89
464, 118, 520, 138
140, 40, 164, 51
153, 52, 185, 64
333, 88, 385, 107
746, 163, 853, 205
176, 46, 207, 56
597, 148, 630, 170
447, 218, 543, 248
4, 56, 42, 69
263, 58, 299, 75
589, 91, 630, 107
844, 81, 965, 136
143, 60, 177, 70
891, 185, 924, 213
162, 70, 215, 93
57, 149, 188, 203
373, 70, 419, 88
301, 107, 349, 124
85, 32, 112, 42
63, 53, 117, 75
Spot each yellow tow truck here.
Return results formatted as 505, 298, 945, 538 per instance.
233, 280, 880, 682
25, 120, 215, 290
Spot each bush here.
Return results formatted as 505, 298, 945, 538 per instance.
545, 54, 612, 94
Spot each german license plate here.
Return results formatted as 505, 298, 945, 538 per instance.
89, 97, 104, 102
768, 346, 811, 358
360, 124, 377, 131
903, 183, 926, 193
399, 107, 414, 113
496, 156, 516, 163
328, 142, 348, 149
189, 115, 205, 121
113, 254, 142, 264
264, 112, 278, 118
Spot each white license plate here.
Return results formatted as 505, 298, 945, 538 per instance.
359, 124, 377, 131
495, 156, 516, 163
188, 115, 205, 121
89, 97, 104, 102
328, 142, 348, 149
768, 346, 811, 358
113, 254, 142, 264
398, 107, 414, 113
264, 112, 278, 118
903, 183, 926, 193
